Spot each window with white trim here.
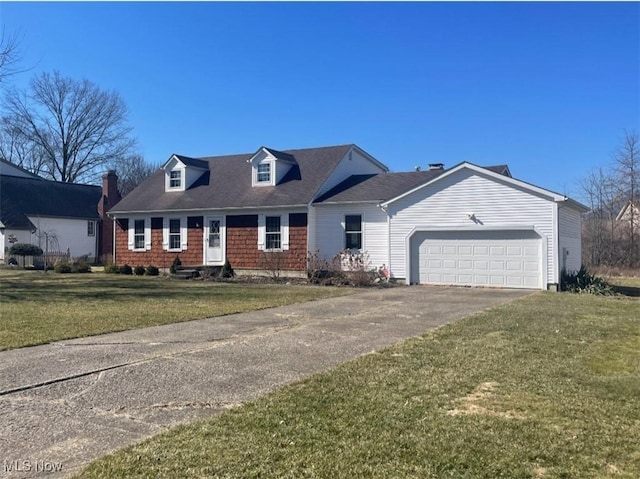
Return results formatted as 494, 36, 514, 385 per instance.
345, 215, 362, 250
257, 163, 271, 183
169, 170, 182, 188
134, 219, 145, 250
169, 219, 181, 250
87, 220, 95, 237
265, 216, 281, 249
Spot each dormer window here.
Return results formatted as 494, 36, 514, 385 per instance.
169, 170, 182, 189
257, 163, 271, 184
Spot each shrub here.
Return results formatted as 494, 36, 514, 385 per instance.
170, 255, 181, 274
133, 265, 146, 276
74, 261, 91, 273
54, 261, 72, 273
259, 251, 286, 282
9, 243, 43, 257
220, 259, 234, 278
104, 263, 120, 274
145, 265, 160, 276
307, 250, 344, 285
120, 264, 133, 275
338, 249, 376, 287
561, 265, 614, 295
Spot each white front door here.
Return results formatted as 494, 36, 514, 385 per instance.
205, 216, 224, 264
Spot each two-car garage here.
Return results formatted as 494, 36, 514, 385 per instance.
409, 229, 543, 289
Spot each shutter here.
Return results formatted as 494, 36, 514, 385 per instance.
144, 219, 152, 250
281, 214, 290, 250
181, 217, 188, 250
257, 214, 265, 250
162, 218, 169, 250
127, 219, 134, 250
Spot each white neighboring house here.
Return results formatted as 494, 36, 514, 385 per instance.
109, 144, 588, 290
616, 200, 639, 228
0, 159, 102, 262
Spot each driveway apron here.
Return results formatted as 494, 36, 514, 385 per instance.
0, 286, 531, 478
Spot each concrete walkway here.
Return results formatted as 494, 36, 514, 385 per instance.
0, 286, 532, 478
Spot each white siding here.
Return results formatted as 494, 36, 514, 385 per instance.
388, 169, 557, 284
558, 204, 582, 273
25, 216, 97, 259
1, 229, 35, 260
312, 203, 389, 269
315, 148, 387, 199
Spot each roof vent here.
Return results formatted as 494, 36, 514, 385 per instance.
428, 163, 444, 170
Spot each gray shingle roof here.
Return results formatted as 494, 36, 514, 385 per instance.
173, 155, 209, 169
0, 175, 101, 229
111, 144, 355, 213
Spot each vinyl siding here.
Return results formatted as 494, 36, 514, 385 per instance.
312, 203, 389, 269
315, 148, 387, 199
558, 204, 582, 273
387, 169, 557, 283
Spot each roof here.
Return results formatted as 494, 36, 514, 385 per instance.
315, 170, 445, 203
0, 175, 101, 229
0, 158, 41, 179
171, 155, 209, 170
111, 144, 356, 213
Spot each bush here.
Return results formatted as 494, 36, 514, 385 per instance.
145, 265, 160, 276
104, 263, 120, 274
338, 249, 376, 287
9, 243, 43, 257
170, 255, 181, 274
133, 265, 146, 276
54, 261, 72, 273
220, 259, 234, 278
74, 261, 91, 273
561, 265, 614, 295
120, 264, 133, 275
307, 250, 344, 285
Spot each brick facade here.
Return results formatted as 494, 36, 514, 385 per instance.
114, 213, 307, 271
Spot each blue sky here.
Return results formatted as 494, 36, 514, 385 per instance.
1, 2, 638, 199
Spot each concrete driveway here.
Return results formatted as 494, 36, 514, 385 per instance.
0, 285, 532, 478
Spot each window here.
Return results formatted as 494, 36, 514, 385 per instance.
169, 170, 182, 188
265, 216, 281, 249
345, 215, 362, 250
209, 219, 221, 248
257, 163, 271, 183
87, 220, 95, 237
169, 219, 181, 250
134, 219, 145, 250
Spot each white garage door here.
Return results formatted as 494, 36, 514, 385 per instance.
411, 230, 542, 289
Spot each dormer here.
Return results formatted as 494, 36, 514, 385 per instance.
162, 154, 209, 192
248, 147, 297, 187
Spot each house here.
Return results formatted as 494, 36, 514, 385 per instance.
616, 200, 639, 228
0, 158, 121, 263
108, 144, 588, 290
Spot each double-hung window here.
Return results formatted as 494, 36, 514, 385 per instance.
134, 219, 146, 250
169, 219, 181, 250
257, 163, 271, 183
87, 220, 95, 237
169, 170, 182, 189
345, 215, 362, 250
265, 216, 281, 249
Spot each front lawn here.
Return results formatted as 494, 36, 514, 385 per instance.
0, 270, 353, 351
78, 282, 640, 478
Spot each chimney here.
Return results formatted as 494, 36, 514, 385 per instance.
98, 170, 121, 263
428, 163, 444, 171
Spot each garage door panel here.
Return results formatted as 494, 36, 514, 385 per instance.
412, 230, 541, 289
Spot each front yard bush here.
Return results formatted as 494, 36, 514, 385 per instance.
562, 265, 614, 295
104, 263, 120, 274
54, 262, 72, 273
145, 265, 160, 276
133, 265, 146, 276
119, 264, 133, 275
53, 261, 91, 274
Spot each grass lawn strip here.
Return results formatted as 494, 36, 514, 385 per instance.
0, 270, 354, 351
78, 288, 640, 478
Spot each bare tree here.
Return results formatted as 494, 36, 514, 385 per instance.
2, 71, 136, 183
114, 154, 158, 196
614, 130, 639, 266
0, 115, 47, 175
0, 28, 22, 85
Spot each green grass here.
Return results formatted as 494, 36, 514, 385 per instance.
78, 284, 640, 478
0, 269, 352, 351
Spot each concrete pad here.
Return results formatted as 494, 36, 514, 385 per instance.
0, 285, 532, 478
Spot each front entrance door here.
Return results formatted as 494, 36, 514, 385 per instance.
205, 216, 224, 264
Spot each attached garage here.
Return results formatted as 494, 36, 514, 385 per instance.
409, 229, 543, 289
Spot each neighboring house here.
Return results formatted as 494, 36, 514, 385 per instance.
0, 158, 121, 262
616, 200, 639, 228
109, 144, 588, 290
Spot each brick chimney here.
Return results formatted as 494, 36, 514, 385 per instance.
98, 170, 121, 262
